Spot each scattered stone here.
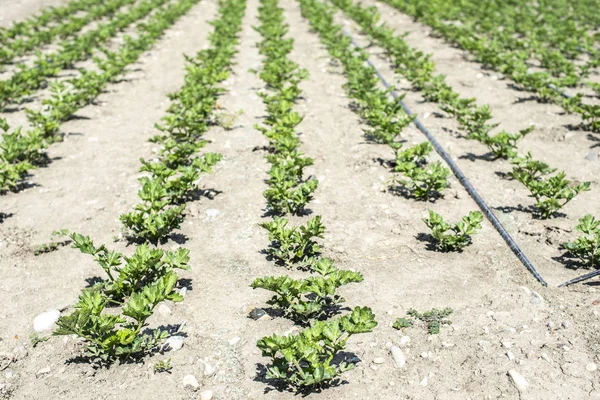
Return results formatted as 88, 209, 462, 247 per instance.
587, 363, 598, 372
205, 209, 220, 219
442, 341, 454, 348
179, 287, 187, 297
486, 310, 495, 317
199, 390, 213, 400
520, 286, 532, 295
476, 73, 483, 79
36, 367, 51, 378
399, 336, 411, 346
531, 292, 544, 305
33, 310, 60, 332
508, 369, 529, 392
157, 304, 171, 316
561, 321, 571, 329
420, 352, 429, 358
503, 326, 517, 334
541, 353, 552, 363
372, 357, 385, 364
229, 337, 241, 346
370, 365, 378, 371
547, 321, 556, 331
483, 327, 490, 334
249, 308, 266, 320
502, 341, 512, 349
390, 346, 406, 369
420, 377, 428, 386
507, 351, 515, 361
183, 375, 199, 390
204, 364, 216, 377
164, 336, 184, 352
586, 152, 597, 161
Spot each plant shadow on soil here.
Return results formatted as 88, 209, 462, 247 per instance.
551, 252, 593, 271
253, 353, 356, 397
388, 184, 444, 202
587, 134, 600, 148
493, 204, 567, 219
415, 232, 472, 253
261, 304, 349, 327
0, 212, 13, 223
459, 152, 499, 162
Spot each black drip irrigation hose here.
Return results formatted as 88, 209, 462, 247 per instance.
343, 31, 548, 287
558, 269, 600, 288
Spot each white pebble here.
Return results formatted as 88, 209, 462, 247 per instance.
399, 336, 411, 346
587, 363, 598, 372
204, 364, 216, 377
183, 375, 199, 390
199, 390, 213, 400
36, 367, 51, 378
157, 304, 171, 316
33, 310, 60, 332
420, 352, 429, 358
508, 369, 529, 391
390, 346, 406, 369
373, 357, 385, 364
163, 336, 184, 352
229, 336, 241, 346
420, 377, 428, 386
205, 209, 220, 219
507, 351, 515, 361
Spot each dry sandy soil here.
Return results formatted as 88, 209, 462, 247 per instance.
0, 0, 599, 399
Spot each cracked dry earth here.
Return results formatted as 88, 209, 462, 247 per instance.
1, 0, 600, 399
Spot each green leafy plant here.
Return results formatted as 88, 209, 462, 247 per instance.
257, 306, 377, 389
423, 210, 483, 251
54, 273, 182, 363
509, 153, 590, 218
30, 333, 49, 347
154, 358, 173, 373
392, 142, 450, 200
33, 229, 71, 256
251, 258, 363, 322
394, 308, 453, 334
561, 214, 600, 269
260, 216, 325, 268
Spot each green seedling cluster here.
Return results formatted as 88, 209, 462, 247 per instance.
393, 142, 450, 200
509, 153, 590, 218
423, 210, 483, 251
253, 0, 317, 215
33, 229, 70, 256
252, 0, 376, 391
0, 0, 137, 66
381, 0, 600, 132
394, 308, 453, 334
562, 214, 600, 269
0, 0, 200, 193
122, 0, 246, 243
53, 0, 247, 365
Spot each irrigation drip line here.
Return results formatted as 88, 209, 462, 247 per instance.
343, 31, 548, 287
558, 269, 600, 287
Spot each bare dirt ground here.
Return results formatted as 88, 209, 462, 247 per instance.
1, 0, 599, 399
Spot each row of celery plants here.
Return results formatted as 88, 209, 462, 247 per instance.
299, 0, 483, 252
332, 0, 590, 220
251, 0, 377, 391
0, 0, 138, 65
51, 0, 247, 365
0, 0, 100, 44
0, 0, 171, 109
0, 0, 199, 195
380, 0, 600, 133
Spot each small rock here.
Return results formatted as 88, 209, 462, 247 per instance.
373, 357, 385, 364
399, 336, 411, 346
158, 304, 171, 316
36, 367, 51, 378
508, 369, 529, 392
531, 292, 544, 305
520, 286, 532, 295
503, 326, 517, 334
205, 209, 220, 219
390, 346, 406, 369
476, 73, 483, 79
229, 337, 241, 346
561, 321, 571, 329
249, 308, 266, 320
33, 310, 60, 332
164, 336, 184, 352
587, 363, 598, 372
586, 152, 597, 161
204, 364, 216, 377
421, 352, 429, 358
420, 377, 428, 386
502, 341, 512, 349
199, 390, 213, 400
483, 326, 490, 334
370, 365, 378, 371
442, 341, 454, 348
183, 375, 199, 390
541, 353, 552, 363
547, 321, 556, 331
507, 351, 515, 361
